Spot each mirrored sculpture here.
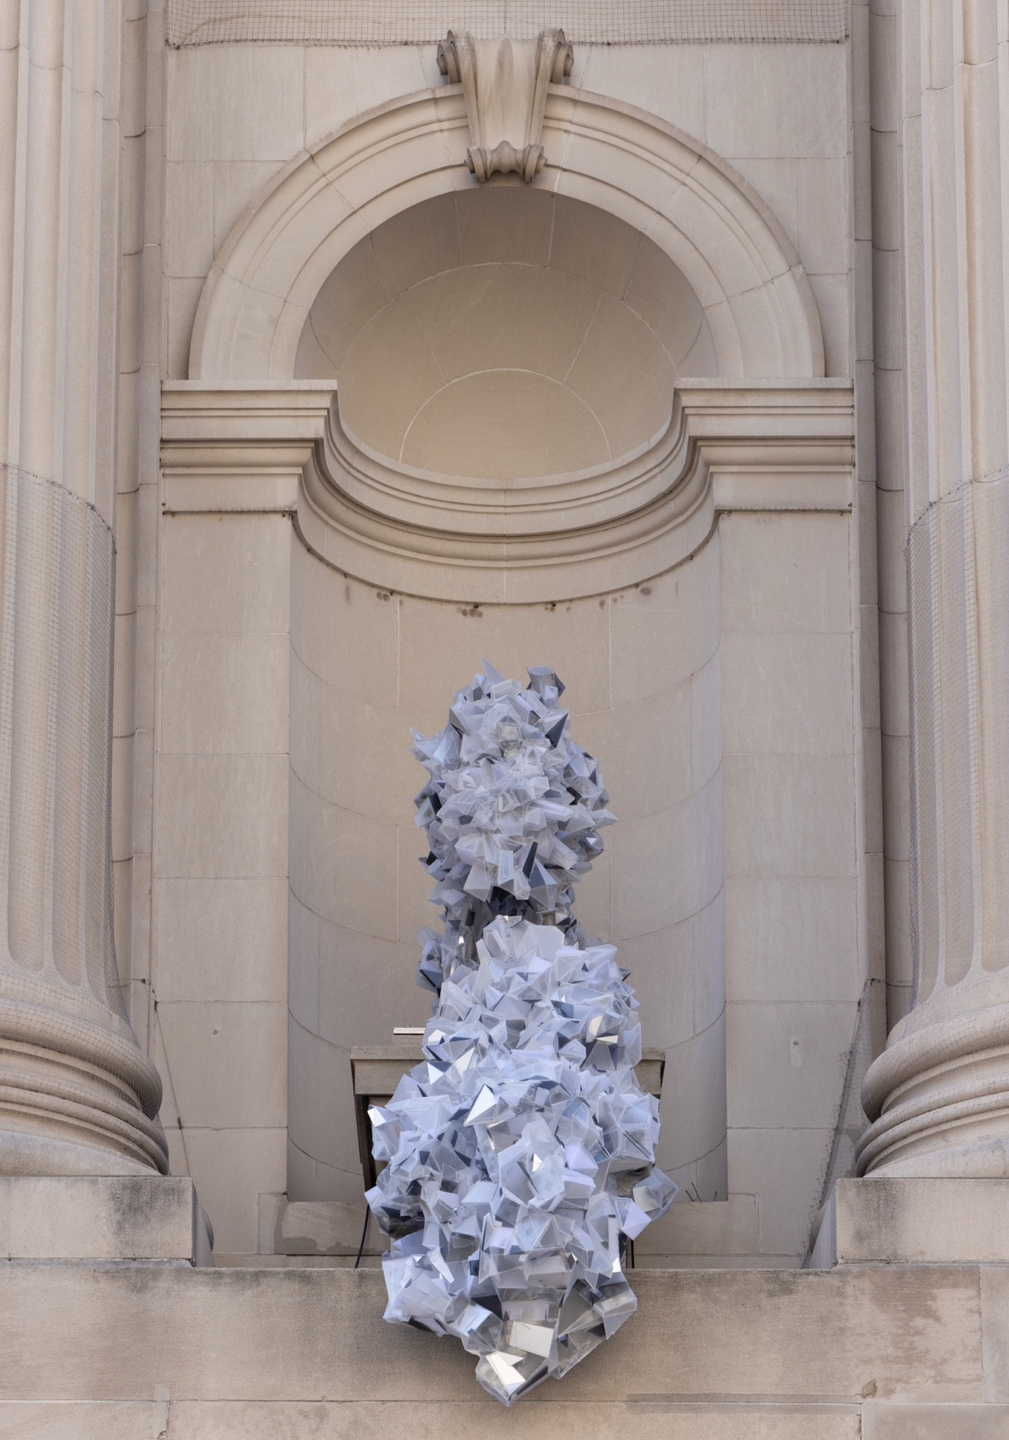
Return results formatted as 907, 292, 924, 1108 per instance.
366, 664, 677, 1403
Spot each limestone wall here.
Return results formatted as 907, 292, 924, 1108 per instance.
144, 23, 869, 1265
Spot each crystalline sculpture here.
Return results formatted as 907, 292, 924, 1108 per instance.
365, 664, 677, 1404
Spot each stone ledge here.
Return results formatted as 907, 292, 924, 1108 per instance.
810, 1177, 1009, 1269
0, 1265, 984, 1405
0, 1176, 213, 1264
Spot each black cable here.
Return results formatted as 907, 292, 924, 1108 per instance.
353, 1207, 370, 1269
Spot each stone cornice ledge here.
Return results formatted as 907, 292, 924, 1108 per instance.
680, 379, 854, 513
161, 380, 853, 602
161, 382, 336, 513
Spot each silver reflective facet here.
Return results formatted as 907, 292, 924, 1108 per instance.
366, 666, 676, 1404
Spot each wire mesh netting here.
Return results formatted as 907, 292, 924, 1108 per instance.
906, 472, 1009, 1005
166, 1, 850, 47
0, 465, 123, 1018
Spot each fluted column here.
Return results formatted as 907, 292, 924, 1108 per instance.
857, 0, 1009, 1175
0, 1, 166, 1173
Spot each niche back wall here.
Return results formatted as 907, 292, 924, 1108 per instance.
287, 536, 727, 1204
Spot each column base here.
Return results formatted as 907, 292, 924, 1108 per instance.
856, 991, 1009, 1177
0, 1028, 169, 1175
0, 1130, 158, 1177
809, 1175, 1009, 1268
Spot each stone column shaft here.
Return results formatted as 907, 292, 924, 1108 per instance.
858, 0, 1009, 1175
0, 0, 166, 1175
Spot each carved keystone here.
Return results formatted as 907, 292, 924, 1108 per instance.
437, 29, 573, 182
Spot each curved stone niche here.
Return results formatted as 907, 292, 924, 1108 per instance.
286, 183, 727, 1210
293, 186, 721, 603
286, 547, 728, 1208
296, 187, 716, 481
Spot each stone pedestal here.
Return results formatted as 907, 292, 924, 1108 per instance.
0, 1175, 212, 1265
810, 1177, 1009, 1269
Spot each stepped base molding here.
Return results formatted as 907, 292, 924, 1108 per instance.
0, 1011, 168, 1178
857, 984, 1009, 1178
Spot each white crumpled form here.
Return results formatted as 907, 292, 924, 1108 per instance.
366, 668, 677, 1404
410, 663, 615, 992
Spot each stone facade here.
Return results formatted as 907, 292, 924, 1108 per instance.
3, 1, 1009, 1434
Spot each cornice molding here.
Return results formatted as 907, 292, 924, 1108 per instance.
161, 380, 853, 602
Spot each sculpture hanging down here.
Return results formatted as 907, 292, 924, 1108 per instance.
365, 665, 677, 1404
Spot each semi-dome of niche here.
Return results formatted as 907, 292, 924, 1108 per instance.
295, 187, 717, 481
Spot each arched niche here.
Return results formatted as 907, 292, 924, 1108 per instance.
295, 187, 717, 478
175, 82, 840, 1214
189, 85, 823, 385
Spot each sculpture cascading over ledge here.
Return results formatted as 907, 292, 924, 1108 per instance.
366, 666, 676, 1404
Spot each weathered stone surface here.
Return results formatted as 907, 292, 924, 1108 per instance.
0, 1268, 982, 1406
814, 1178, 1009, 1267
0, 1403, 164, 1439
0, 1176, 211, 1263
980, 1268, 1009, 1404
862, 1405, 1009, 1439
168, 1399, 862, 1439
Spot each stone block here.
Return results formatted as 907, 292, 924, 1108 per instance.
288, 774, 398, 937
634, 1194, 759, 1260
724, 876, 859, 1004
182, 1127, 286, 1260
727, 1001, 856, 1130
272, 1197, 380, 1257
729, 1127, 833, 1257
981, 1268, 1009, 1403
617, 914, 702, 1051
722, 631, 854, 757
720, 512, 850, 636
161, 514, 291, 637
814, 1178, 1009, 1267
862, 1405, 1009, 1438
156, 1001, 287, 1129
580, 46, 706, 141
160, 631, 289, 756
660, 1016, 727, 1172
704, 45, 847, 159
611, 778, 723, 935
574, 686, 693, 822
723, 754, 857, 880
155, 876, 288, 1004
290, 556, 398, 700
156, 753, 289, 878
0, 1176, 211, 1263
0, 1402, 163, 1438
168, 47, 304, 162
609, 538, 721, 700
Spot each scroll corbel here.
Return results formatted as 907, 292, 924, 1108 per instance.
437, 29, 574, 183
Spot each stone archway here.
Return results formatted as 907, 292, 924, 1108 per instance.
188, 83, 824, 385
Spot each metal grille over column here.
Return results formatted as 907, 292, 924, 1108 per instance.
857, 0, 1009, 1177
0, 3, 167, 1174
